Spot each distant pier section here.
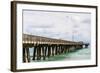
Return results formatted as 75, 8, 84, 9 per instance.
22, 34, 89, 63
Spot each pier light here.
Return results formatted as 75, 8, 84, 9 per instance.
29, 41, 32, 43
54, 42, 56, 44
52, 42, 55, 45
41, 41, 43, 44
63, 43, 65, 45
22, 41, 24, 43
24, 41, 26, 43
49, 42, 51, 44
23, 41, 26, 43
37, 41, 39, 44
40, 42, 42, 44
47, 41, 49, 44
28, 41, 30, 43
27, 41, 29, 43
42, 42, 44, 44
25, 41, 28, 43
40, 41, 42, 44
68, 42, 70, 44
44, 42, 46, 44
48, 41, 50, 44
52, 42, 54, 44
25, 40, 28, 43
38, 41, 41, 44
33, 42, 36, 46
34, 41, 36, 44
29, 41, 31, 43
31, 41, 33, 43
42, 42, 45, 44
56, 41, 58, 44
31, 41, 34, 43
45, 42, 47, 44
48, 42, 50, 44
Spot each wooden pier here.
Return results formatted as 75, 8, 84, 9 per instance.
22, 34, 89, 63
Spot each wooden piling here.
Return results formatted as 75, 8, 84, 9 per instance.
44, 46, 47, 60
55, 45, 57, 55
48, 45, 51, 58
23, 48, 30, 63
32, 46, 36, 60
36, 46, 39, 60
23, 48, 26, 62
42, 45, 47, 60
38, 45, 41, 60
26, 48, 30, 62
52, 46, 54, 56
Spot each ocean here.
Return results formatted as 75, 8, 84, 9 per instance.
28, 47, 91, 62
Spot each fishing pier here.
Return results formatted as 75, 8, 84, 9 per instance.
23, 34, 89, 63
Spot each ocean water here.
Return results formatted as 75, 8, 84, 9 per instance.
28, 47, 91, 62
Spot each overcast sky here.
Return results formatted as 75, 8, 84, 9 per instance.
23, 10, 91, 43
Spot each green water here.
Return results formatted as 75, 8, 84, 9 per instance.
29, 48, 91, 62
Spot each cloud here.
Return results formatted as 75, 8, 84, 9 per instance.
23, 10, 91, 43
